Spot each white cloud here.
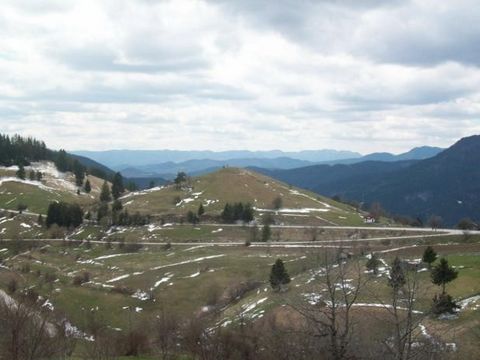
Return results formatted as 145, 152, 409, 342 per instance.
0, 0, 479, 154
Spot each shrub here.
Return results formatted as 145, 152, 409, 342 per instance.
44, 272, 57, 284
124, 243, 143, 253
7, 278, 17, 294
432, 293, 459, 315
111, 286, 135, 296
72, 271, 90, 286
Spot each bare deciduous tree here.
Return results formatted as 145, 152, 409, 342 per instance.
293, 251, 366, 360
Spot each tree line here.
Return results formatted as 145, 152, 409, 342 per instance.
221, 202, 255, 223
0, 133, 112, 184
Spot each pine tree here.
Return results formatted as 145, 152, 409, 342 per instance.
35, 171, 42, 181
55, 149, 69, 172
198, 203, 205, 217
272, 196, 283, 210
46, 202, 83, 228
422, 246, 437, 268
187, 210, 199, 225
242, 203, 254, 223
233, 202, 244, 221
269, 259, 291, 291
431, 258, 458, 295
261, 224, 271, 242
84, 179, 91, 193
366, 253, 382, 275
388, 257, 406, 291
126, 181, 138, 191
97, 203, 109, 222
221, 203, 233, 223
29, 170, 35, 181
16, 164, 26, 180
174, 172, 187, 188
112, 200, 123, 212
73, 160, 85, 187
100, 181, 112, 202
111, 172, 125, 200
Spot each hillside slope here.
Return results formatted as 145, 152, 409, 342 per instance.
0, 161, 105, 214
253, 160, 418, 193
258, 136, 480, 225
121, 167, 366, 226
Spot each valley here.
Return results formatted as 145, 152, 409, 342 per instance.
0, 150, 479, 358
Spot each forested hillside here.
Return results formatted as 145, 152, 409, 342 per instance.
0, 133, 112, 181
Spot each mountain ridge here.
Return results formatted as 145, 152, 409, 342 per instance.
255, 136, 480, 226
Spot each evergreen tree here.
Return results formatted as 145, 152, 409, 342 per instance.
366, 253, 382, 275
84, 179, 91, 193
148, 180, 155, 189
221, 202, 255, 223
431, 258, 458, 295
232, 202, 244, 221
97, 203, 109, 222
55, 149, 69, 172
269, 259, 291, 291
187, 210, 199, 225
272, 196, 283, 210
198, 203, 205, 217
37, 214, 44, 226
422, 246, 437, 268
111, 172, 125, 200
35, 171, 42, 181
126, 181, 138, 191
174, 172, 187, 188
261, 223, 271, 242
16, 164, 26, 180
46, 202, 83, 228
100, 181, 112, 202
29, 170, 35, 181
249, 224, 259, 243
388, 257, 406, 291
112, 200, 123, 212
73, 160, 85, 187
242, 203, 254, 222
221, 203, 234, 223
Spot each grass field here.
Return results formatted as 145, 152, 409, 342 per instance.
0, 231, 479, 358
121, 168, 370, 226
0, 162, 105, 215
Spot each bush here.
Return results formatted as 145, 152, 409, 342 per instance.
7, 278, 17, 294
111, 286, 135, 296
72, 271, 90, 286
124, 243, 143, 253
432, 293, 459, 315
44, 272, 57, 284
17, 203, 28, 214
21, 263, 31, 273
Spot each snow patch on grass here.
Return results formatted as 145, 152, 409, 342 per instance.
151, 273, 174, 290
106, 274, 131, 283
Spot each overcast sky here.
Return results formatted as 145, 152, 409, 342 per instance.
1, 0, 480, 153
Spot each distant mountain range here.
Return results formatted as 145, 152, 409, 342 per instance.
72, 149, 362, 168
73, 146, 444, 179
254, 136, 480, 226
317, 146, 444, 165
118, 157, 314, 179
